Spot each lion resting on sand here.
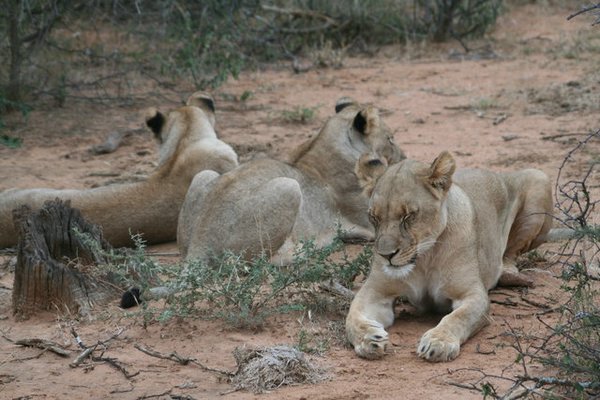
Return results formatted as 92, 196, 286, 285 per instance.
178, 97, 405, 264
346, 151, 558, 362
0, 92, 238, 248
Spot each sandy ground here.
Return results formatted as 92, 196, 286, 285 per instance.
1, 3, 599, 400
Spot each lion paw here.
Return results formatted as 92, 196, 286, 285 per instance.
417, 328, 460, 362
354, 328, 390, 360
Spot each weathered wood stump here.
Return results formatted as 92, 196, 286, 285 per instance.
12, 199, 120, 319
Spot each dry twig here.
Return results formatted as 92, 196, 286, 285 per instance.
134, 343, 234, 378
69, 327, 137, 379
3, 333, 71, 357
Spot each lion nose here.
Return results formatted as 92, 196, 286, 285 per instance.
381, 249, 399, 262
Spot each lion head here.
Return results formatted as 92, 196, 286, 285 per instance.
356, 151, 456, 278
335, 98, 405, 166
143, 92, 230, 171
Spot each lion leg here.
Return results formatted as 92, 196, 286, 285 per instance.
177, 170, 221, 257
497, 260, 534, 287
346, 276, 398, 359
501, 169, 553, 287
417, 285, 489, 362
505, 169, 553, 259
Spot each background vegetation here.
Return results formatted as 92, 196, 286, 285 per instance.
0, 0, 502, 115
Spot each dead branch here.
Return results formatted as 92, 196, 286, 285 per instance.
134, 343, 234, 378
95, 354, 139, 379
3, 333, 71, 357
567, 4, 600, 25
541, 132, 589, 142
136, 389, 196, 400
69, 327, 135, 378
70, 346, 96, 367
13, 338, 71, 357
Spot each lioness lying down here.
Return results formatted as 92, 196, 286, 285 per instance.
346, 151, 558, 362
178, 97, 405, 264
0, 92, 238, 248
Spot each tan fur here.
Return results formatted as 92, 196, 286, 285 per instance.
0, 92, 238, 248
178, 98, 405, 264
346, 151, 554, 361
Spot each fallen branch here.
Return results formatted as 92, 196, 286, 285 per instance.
541, 132, 589, 142
70, 346, 96, 367
69, 327, 136, 379
7, 337, 71, 357
134, 343, 234, 378
567, 3, 600, 25
95, 354, 139, 379
136, 388, 196, 400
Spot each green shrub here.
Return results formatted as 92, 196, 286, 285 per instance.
128, 233, 371, 329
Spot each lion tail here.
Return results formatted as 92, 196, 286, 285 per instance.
542, 228, 579, 242
120, 286, 174, 309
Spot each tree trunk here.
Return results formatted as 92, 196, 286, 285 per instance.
432, 0, 460, 43
7, 0, 23, 102
12, 199, 120, 320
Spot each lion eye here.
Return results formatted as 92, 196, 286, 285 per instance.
401, 212, 416, 228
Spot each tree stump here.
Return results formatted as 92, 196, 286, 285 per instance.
12, 199, 120, 320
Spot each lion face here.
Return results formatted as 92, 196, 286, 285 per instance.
352, 106, 405, 166
357, 152, 456, 278
331, 98, 405, 167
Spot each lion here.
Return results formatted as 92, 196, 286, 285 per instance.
177, 97, 405, 265
345, 150, 566, 362
0, 92, 238, 248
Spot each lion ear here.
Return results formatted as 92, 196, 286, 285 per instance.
335, 97, 357, 113
427, 151, 456, 193
145, 108, 165, 141
355, 152, 389, 197
186, 91, 217, 126
353, 106, 380, 135
186, 91, 215, 113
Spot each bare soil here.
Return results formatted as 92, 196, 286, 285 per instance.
1, 4, 599, 400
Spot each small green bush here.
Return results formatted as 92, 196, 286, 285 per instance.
121, 232, 371, 329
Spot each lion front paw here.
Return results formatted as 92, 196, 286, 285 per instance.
354, 328, 390, 360
417, 328, 460, 362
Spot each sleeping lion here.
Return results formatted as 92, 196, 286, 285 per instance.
346, 150, 565, 362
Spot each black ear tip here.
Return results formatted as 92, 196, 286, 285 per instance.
202, 96, 215, 113
353, 111, 367, 134
335, 97, 355, 113
187, 92, 216, 113
146, 112, 165, 137
120, 287, 142, 309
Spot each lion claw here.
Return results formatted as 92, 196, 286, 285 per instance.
354, 329, 390, 360
417, 329, 460, 362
